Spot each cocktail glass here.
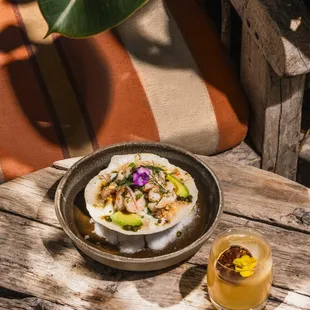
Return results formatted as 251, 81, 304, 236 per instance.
207, 227, 272, 310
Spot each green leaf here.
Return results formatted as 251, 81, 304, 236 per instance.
38, 0, 149, 38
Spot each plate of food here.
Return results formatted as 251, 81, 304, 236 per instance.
55, 142, 223, 271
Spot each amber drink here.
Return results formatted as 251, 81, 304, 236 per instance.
207, 228, 272, 310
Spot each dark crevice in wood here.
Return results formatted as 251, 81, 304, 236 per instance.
0, 288, 72, 308
0, 287, 32, 299
0, 208, 62, 231
223, 210, 310, 235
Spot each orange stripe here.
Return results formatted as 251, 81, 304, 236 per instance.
58, 31, 160, 146
166, 0, 248, 152
0, 2, 63, 181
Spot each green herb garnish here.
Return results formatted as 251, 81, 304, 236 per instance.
123, 225, 141, 232
177, 195, 193, 203
135, 193, 143, 200
176, 231, 182, 237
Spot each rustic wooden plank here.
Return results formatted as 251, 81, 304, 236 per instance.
53, 157, 83, 170
0, 297, 71, 310
240, 24, 305, 180
1, 211, 310, 309
215, 140, 261, 168
230, 0, 310, 77
0, 167, 65, 227
276, 75, 305, 178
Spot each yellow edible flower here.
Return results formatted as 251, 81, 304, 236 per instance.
233, 254, 257, 277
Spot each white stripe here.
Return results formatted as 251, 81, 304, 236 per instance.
117, 0, 219, 155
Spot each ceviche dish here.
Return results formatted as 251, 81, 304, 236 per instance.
85, 153, 198, 236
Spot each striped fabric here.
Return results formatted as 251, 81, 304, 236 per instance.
0, 0, 248, 182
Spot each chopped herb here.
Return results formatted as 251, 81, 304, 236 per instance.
147, 208, 152, 215
154, 223, 159, 226
177, 195, 193, 203
128, 162, 135, 168
117, 175, 133, 188
125, 197, 130, 203
157, 219, 162, 224
176, 231, 182, 237
105, 216, 112, 222
141, 216, 144, 218
143, 165, 165, 173
123, 225, 141, 232
135, 193, 143, 200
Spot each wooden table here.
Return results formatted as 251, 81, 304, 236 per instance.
1, 156, 310, 310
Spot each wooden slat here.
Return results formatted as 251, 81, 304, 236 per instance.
214, 141, 261, 168
0, 297, 71, 310
230, 0, 310, 77
1, 211, 310, 309
240, 24, 305, 180
0, 167, 65, 227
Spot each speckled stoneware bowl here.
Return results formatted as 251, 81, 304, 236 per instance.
55, 142, 223, 271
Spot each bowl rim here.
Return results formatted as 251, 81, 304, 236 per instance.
54, 141, 223, 264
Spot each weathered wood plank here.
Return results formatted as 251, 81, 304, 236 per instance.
1, 211, 310, 309
276, 75, 305, 178
0, 297, 71, 310
230, 0, 310, 77
240, 24, 305, 180
215, 141, 261, 168
0, 167, 65, 227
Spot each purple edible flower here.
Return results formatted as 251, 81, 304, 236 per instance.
133, 167, 151, 186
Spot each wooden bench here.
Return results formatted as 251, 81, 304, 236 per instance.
221, 0, 310, 180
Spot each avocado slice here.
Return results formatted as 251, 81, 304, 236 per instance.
110, 211, 142, 228
166, 174, 190, 198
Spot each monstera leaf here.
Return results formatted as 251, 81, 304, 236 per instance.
38, 0, 149, 38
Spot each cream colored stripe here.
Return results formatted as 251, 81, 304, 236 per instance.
17, 2, 93, 157
117, 0, 219, 155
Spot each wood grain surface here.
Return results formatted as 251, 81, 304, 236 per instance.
240, 24, 305, 180
230, 0, 310, 77
0, 156, 309, 309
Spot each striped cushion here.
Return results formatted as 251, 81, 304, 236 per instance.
0, 0, 248, 182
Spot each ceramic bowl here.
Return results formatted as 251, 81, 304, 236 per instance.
55, 142, 223, 271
